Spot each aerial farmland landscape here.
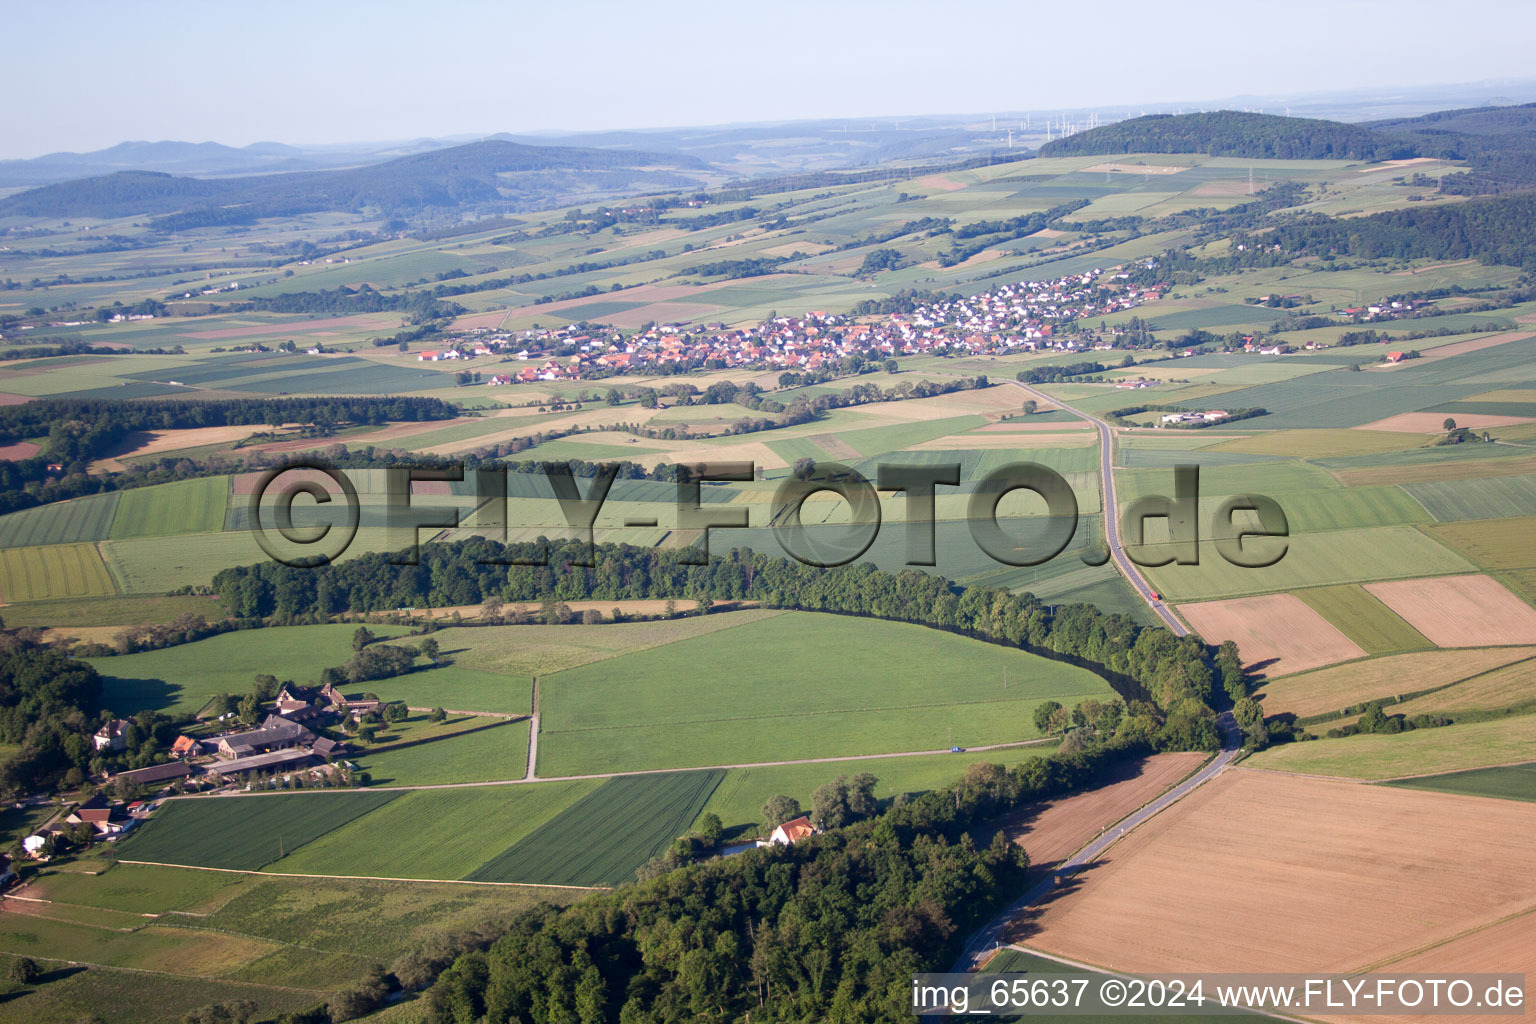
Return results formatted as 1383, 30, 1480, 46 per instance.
4, 2, 1536, 1022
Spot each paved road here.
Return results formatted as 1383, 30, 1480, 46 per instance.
1009, 380, 1188, 637
946, 383, 1242, 975
950, 710, 1241, 973
525, 677, 540, 780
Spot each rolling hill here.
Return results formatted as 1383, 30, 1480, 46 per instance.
0, 139, 709, 224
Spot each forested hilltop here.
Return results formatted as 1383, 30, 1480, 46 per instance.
1039, 106, 1536, 194
1037, 111, 1414, 161
1262, 191, 1536, 270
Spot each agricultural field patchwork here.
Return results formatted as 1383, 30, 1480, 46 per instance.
1364, 573, 1536, 647
107, 475, 230, 538
1292, 583, 1432, 654
1254, 647, 1536, 722
1176, 593, 1363, 677
266, 781, 601, 879
466, 770, 725, 886
119, 791, 401, 870
0, 542, 117, 602
1382, 762, 1536, 803
1246, 714, 1536, 779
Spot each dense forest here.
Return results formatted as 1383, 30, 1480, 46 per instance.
1038, 111, 1416, 161
1041, 106, 1536, 196
0, 638, 103, 798
211, 538, 1231, 744
1261, 191, 1536, 270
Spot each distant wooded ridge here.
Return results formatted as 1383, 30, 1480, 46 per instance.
0, 139, 709, 224
1039, 105, 1536, 194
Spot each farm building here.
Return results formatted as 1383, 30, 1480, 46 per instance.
66, 794, 129, 836
311, 736, 348, 759
216, 716, 315, 759
276, 703, 331, 729
114, 761, 195, 789
210, 747, 318, 779
769, 816, 817, 845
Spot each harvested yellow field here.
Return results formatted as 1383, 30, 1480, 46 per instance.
839, 385, 1036, 422
1385, 657, 1536, 717
1338, 910, 1536, 1024
1178, 593, 1364, 677
1359, 412, 1535, 432
1017, 771, 1536, 974
1255, 647, 1536, 720
1424, 516, 1536, 570
1365, 574, 1536, 646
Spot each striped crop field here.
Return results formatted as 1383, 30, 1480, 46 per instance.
466, 770, 725, 887
109, 476, 230, 538
0, 542, 117, 602
118, 792, 401, 870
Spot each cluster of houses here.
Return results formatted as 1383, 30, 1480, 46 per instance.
17, 683, 391, 862
404, 267, 1162, 385
92, 683, 370, 791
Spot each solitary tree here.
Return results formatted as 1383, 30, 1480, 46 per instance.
1021, 399, 1038, 416
1443, 417, 1458, 431
1033, 700, 1063, 735
761, 794, 801, 829
352, 626, 376, 651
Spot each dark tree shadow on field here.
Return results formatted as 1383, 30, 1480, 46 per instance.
1245, 657, 1281, 676
1001, 860, 1107, 944
101, 675, 178, 714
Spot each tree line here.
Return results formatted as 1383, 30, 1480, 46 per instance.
0, 395, 459, 516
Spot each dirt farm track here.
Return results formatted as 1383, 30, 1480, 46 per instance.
1015, 769, 1536, 1009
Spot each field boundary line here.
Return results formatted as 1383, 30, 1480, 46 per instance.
1372, 755, 1536, 782
1347, 901, 1536, 976
116, 859, 607, 891
1290, 651, 1536, 725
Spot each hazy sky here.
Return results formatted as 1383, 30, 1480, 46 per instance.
6, 0, 1536, 159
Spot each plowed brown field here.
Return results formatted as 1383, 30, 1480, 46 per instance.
987, 752, 1206, 871
1015, 771, 1536, 974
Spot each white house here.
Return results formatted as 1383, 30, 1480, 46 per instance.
769, 816, 817, 845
